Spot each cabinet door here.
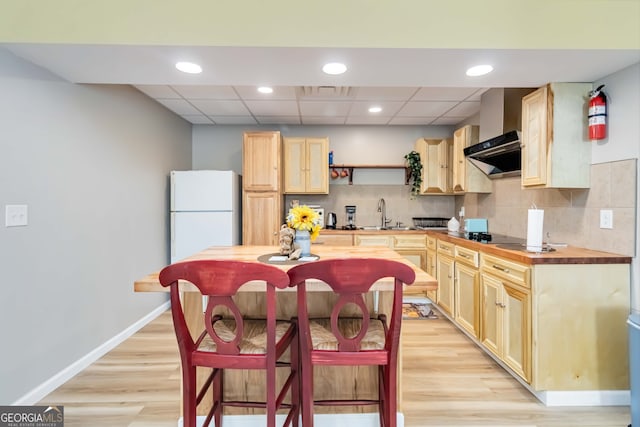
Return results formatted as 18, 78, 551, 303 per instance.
305, 137, 329, 193
436, 255, 454, 316
452, 126, 468, 193
396, 249, 427, 296
243, 132, 281, 191
425, 249, 437, 302
242, 191, 282, 246
455, 262, 479, 338
453, 125, 491, 194
480, 272, 502, 358
521, 87, 548, 187
423, 138, 451, 194
503, 284, 531, 383
283, 137, 306, 193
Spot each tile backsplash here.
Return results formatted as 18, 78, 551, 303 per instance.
285, 185, 455, 229
458, 158, 637, 256
285, 159, 636, 257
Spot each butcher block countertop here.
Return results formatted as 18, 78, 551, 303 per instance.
429, 231, 632, 265
321, 229, 631, 265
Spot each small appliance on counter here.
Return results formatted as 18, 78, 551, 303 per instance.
464, 218, 488, 235
326, 212, 337, 229
307, 205, 324, 228
343, 205, 357, 230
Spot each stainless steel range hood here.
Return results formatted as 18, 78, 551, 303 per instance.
463, 130, 521, 178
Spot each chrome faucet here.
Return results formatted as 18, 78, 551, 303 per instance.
377, 198, 391, 229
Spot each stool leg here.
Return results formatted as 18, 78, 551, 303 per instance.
183, 364, 197, 427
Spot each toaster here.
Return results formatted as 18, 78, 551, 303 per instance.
464, 218, 488, 233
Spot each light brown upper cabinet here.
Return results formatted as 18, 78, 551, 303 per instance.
452, 125, 492, 194
415, 137, 453, 194
283, 137, 329, 194
521, 83, 592, 188
243, 131, 282, 192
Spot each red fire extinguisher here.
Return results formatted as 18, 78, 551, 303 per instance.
588, 84, 607, 140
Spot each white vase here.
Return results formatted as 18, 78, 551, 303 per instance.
294, 229, 311, 257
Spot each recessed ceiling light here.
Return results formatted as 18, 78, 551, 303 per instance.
322, 62, 347, 75
175, 62, 202, 74
257, 86, 273, 94
368, 106, 382, 113
466, 64, 493, 77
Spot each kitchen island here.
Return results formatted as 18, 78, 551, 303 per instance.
134, 244, 436, 423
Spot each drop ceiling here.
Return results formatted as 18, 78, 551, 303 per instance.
5, 45, 639, 126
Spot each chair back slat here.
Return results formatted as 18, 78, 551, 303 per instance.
288, 258, 415, 352
159, 260, 290, 357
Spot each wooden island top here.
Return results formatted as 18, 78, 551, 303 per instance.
134, 244, 436, 293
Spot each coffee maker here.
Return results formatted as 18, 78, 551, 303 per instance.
344, 205, 357, 230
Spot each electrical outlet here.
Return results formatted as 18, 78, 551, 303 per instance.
5, 205, 28, 227
599, 209, 613, 229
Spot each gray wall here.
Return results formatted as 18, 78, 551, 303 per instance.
0, 49, 192, 404
592, 62, 640, 313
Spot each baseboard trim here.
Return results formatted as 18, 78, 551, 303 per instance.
179, 413, 404, 427
432, 303, 631, 407
12, 301, 171, 405
536, 390, 631, 407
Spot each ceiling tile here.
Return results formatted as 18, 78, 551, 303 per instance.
431, 117, 466, 125
172, 85, 239, 99
234, 86, 297, 100
388, 117, 435, 125
208, 116, 258, 125
134, 85, 181, 99
189, 100, 250, 115
156, 99, 202, 115
181, 114, 214, 124
256, 116, 301, 125
302, 116, 346, 125
354, 87, 419, 101
348, 101, 404, 116
299, 101, 352, 116
412, 87, 482, 101
396, 101, 457, 117
466, 88, 490, 101
345, 116, 392, 125
444, 101, 480, 116
243, 100, 299, 116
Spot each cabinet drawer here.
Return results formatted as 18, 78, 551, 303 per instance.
436, 240, 455, 257
354, 235, 393, 247
393, 234, 426, 249
426, 235, 437, 251
314, 234, 353, 246
481, 253, 530, 288
455, 245, 479, 268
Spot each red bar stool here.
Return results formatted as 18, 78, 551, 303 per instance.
287, 258, 415, 427
159, 260, 299, 427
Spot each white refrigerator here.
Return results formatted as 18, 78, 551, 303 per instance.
170, 170, 241, 263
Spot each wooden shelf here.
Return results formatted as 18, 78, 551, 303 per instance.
329, 164, 409, 185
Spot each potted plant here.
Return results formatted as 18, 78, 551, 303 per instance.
404, 150, 423, 198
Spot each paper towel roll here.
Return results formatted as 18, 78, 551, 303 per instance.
526, 209, 544, 252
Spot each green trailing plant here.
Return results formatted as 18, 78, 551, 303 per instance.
404, 150, 423, 199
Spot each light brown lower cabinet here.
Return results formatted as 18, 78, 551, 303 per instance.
425, 236, 437, 302
432, 235, 631, 396
480, 271, 531, 383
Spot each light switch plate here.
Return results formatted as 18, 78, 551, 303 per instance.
5, 205, 28, 227
599, 209, 613, 229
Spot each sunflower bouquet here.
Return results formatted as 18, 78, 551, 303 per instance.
286, 205, 321, 241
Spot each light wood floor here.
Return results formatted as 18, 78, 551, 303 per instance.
38, 310, 631, 426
